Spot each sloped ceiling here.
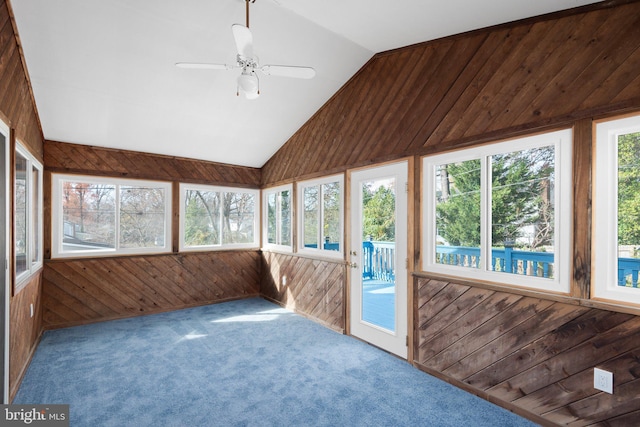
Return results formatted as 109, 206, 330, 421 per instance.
10, 0, 601, 167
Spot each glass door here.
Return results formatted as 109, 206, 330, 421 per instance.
349, 161, 408, 358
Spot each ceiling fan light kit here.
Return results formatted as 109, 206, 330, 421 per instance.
176, 0, 315, 100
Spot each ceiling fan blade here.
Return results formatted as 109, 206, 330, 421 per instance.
231, 24, 254, 60
260, 65, 316, 79
175, 62, 235, 70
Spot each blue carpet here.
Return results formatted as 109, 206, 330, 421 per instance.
14, 298, 537, 426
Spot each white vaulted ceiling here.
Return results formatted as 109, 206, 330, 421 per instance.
10, 0, 601, 167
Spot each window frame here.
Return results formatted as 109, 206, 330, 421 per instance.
262, 184, 293, 252
51, 174, 172, 259
296, 174, 344, 259
593, 114, 640, 306
14, 142, 43, 286
179, 183, 259, 252
422, 129, 572, 293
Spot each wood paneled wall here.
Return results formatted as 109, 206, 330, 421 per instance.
43, 252, 260, 329
44, 140, 260, 187
1, 0, 45, 401
8, 274, 41, 400
262, 1, 640, 185
414, 275, 640, 425
261, 252, 345, 332
41, 141, 263, 328
259, 1, 640, 425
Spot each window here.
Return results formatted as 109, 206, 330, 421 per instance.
51, 175, 172, 258
297, 175, 343, 258
423, 129, 572, 293
179, 184, 259, 251
262, 184, 292, 251
15, 143, 43, 285
594, 114, 640, 305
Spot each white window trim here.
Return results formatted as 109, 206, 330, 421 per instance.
296, 174, 344, 259
262, 184, 293, 252
179, 183, 259, 252
51, 174, 172, 258
593, 115, 640, 305
422, 129, 572, 293
15, 143, 43, 285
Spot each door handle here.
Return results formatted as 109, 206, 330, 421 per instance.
348, 262, 358, 269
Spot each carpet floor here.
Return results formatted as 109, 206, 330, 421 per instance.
14, 297, 537, 426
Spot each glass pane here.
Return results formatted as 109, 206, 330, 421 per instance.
490, 146, 555, 278
303, 186, 319, 248
322, 182, 340, 251
120, 186, 166, 249
361, 178, 396, 332
617, 131, 640, 288
279, 190, 291, 246
435, 160, 481, 269
15, 152, 27, 276
184, 190, 220, 247
31, 164, 41, 266
62, 182, 116, 252
267, 193, 276, 244
222, 192, 255, 244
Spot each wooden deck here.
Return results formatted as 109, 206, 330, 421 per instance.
361, 279, 395, 331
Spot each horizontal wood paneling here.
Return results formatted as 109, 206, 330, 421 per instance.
45, 140, 261, 187
414, 276, 640, 426
262, 2, 640, 185
43, 251, 261, 328
261, 252, 345, 332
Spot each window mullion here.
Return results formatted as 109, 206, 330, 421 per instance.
318, 185, 324, 248
115, 184, 121, 251
218, 191, 224, 246
481, 155, 491, 272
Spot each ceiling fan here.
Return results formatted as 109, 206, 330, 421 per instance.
176, 0, 316, 99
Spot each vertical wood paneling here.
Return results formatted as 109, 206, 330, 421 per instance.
260, 252, 345, 332
415, 276, 640, 425
42, 252, 261, 329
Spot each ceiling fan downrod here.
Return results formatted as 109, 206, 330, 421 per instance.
245, 0, 256, 28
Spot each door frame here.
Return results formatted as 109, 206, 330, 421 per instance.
0, 119, 9, 403
345, 158, 414, 360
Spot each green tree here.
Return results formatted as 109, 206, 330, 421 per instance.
362, 184, 395, 241
436, 146, 554, 249
618, 131, 640, 247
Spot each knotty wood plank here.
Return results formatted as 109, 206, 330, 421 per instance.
416, 277, 449, 309
443, 303, 588, 380
514, 6, 638, 125
416, 281, 470, 338
521, 349, 640, 416
418, 286, 493, 345
425, 296, 554, 372
488, 316, 640, 401
572, 119, 592, 299
421, 24, 533, 151
418, 291, 523, 363
465, 309, 632, 391
546, 377, 640, 425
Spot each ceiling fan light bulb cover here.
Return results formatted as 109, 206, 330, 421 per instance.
238, 73, 259, 98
